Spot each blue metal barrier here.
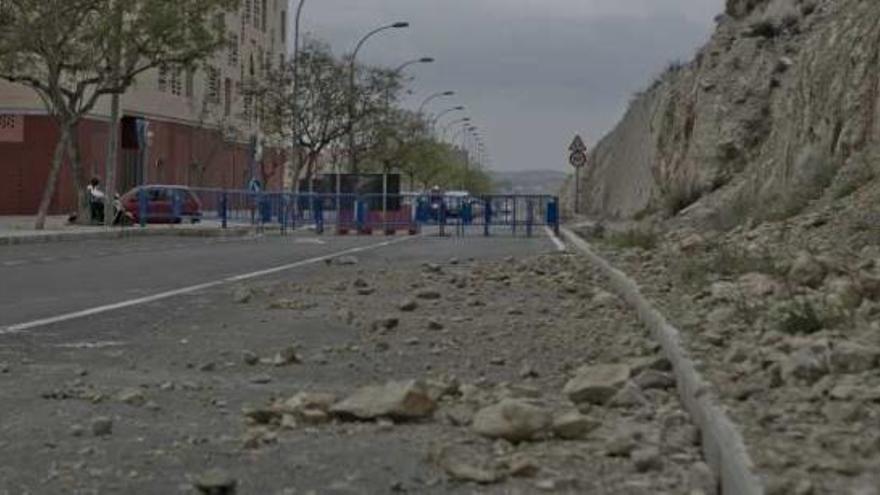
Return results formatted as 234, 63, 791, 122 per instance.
122, 186, 558, 238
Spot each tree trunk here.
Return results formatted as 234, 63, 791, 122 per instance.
103, 93, 121, 226
34, 126, 70, 230
66, 122, 89, 223
103, 0, 123, 226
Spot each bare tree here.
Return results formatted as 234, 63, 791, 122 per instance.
0, 0, 237, 229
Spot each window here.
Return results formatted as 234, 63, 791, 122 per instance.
281, 10, 287, 43
185, 68, 195, 98
157, 65, 168, 92
224, 78, 232, 116
253, 0, 260, 29
261, 0, 267, 32
170, 66, 182, 96
227, 32, 239, 66
206, 66, 220, 103
243, 93, 252, 123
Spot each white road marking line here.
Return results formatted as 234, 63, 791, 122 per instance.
545, 226, 567, 252
294, 238, 326, 245
0, 236, 415, 336
2, 260, 27, 267
54, 341, 126, 349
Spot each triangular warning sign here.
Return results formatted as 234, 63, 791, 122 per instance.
569, 135, 587, 152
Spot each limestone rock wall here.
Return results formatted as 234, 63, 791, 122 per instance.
570, 0, 880, 223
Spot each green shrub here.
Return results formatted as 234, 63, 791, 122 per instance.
748, 19, 780, 38
773, 298, 823, 335
608, 228, 659, 251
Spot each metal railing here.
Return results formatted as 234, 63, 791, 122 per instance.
127, 187, 559, 237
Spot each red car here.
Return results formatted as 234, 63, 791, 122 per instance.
121, 185, 203, 224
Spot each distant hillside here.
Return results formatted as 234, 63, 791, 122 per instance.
492, 170, 569, 195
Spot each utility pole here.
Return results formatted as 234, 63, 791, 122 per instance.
103, 0, 123, 227
290, 0, 306, 194
347, 22, 410, 174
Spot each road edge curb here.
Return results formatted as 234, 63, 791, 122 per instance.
560, 227, 764, 495
0, 227, 257, 246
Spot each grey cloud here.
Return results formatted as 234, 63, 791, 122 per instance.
295, 0, 724, 171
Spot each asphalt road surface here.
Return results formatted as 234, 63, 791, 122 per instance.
0, 231, 557, 333
0, 230, 709, 495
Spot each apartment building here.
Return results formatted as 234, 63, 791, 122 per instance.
0, 0, 289, 214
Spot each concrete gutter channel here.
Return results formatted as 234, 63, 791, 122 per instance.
560, 227, 764, 495
0, 226, 259, 246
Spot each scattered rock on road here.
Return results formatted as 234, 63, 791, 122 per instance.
371, 317, 400, 332
551, 410, 600, 440
333, 256, 359, 266
415, 289, 442, 300
232, 287, 253, 304
472, 398, 552, 442
241, 351, 259, 366
331, 379, 436, 420
193, 468, 237, 495
430, 444, 503, 484
563, 363, 631, 405
270, 345, 301, 367
91, 416, 113, 437
116, 387, 146, 406
399, 299, 418, 312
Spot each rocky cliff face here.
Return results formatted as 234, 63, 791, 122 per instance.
568, 0, 880, 226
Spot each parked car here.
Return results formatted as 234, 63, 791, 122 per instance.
120, 185, 202, 224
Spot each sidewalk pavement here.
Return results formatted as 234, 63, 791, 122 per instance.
0, 216, 258, 246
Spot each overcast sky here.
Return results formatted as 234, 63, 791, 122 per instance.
295, 0, 724, 172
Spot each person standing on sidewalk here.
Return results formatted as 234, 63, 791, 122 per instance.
87, 177, 106, 224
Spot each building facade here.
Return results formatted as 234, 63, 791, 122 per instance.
0, 0, 289, 215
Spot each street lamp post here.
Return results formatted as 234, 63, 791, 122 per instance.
442, 117, 470, 141
417, 90, 454, 115
290, 0, 306, 191
394, 57, 434, 74
348, 21, 410, 174
381, 56, 432, 231
430, 105, 465, 131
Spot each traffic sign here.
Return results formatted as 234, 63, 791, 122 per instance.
569, 151, 587, 168
248, 178, 263, 193
569, 134, 587, 153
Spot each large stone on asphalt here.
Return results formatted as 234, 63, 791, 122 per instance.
281, 391, 337, 414
117, 387, 146, 406
279, 391, 336, 425
371, 317, 399, 332
333, 255, 359, 266
472, 399, 552, 442
232, 287, 253, 304
399, 299, 418, 312
415, 289, 442, 300
331, 380, 436, 420
270, 345, 301, 366
563, 364, 631, 405
632, 447, 663, 472
633, 370, 675, 390
194, 468, 237, 495
552, 411, 600, 440
431, 444, 503, 484
91, 416, 113, 436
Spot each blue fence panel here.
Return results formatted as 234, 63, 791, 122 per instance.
119, 185, 558, 237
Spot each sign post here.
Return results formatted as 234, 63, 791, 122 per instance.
568, 135, 587, 214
